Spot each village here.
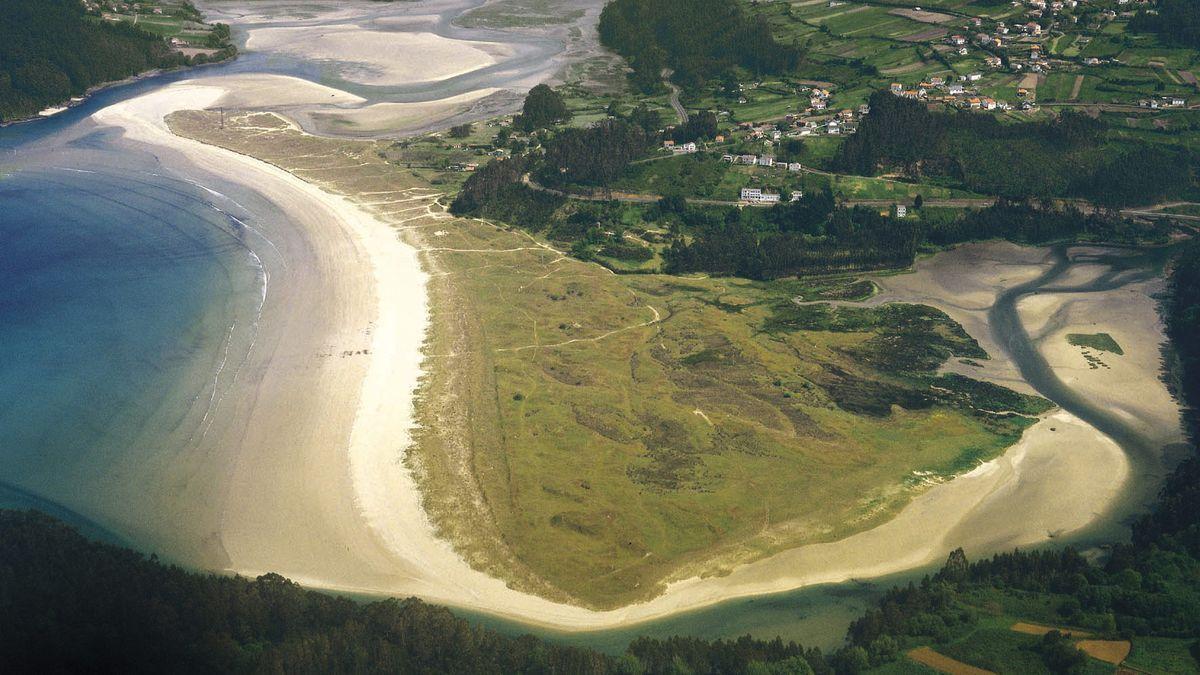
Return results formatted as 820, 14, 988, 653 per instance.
871, 0, 1187, 112
79, 0, 231, 59
386, 0, 1200, 214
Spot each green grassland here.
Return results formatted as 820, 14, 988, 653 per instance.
170, 110, 1055, 609
607, 153, 980, 203
1068, 333, 1124, 355
470, 255, 1047, 607
1124, 637, 1200, 674
98, 0, 224, 48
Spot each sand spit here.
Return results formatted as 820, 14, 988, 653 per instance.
88, 78, 1176, 631
244, 26, 508, 87
209, 73, 367, 108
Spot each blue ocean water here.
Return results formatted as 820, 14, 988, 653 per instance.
0, 120, 269, 539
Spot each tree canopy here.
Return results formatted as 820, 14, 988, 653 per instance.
836, 91, 1195, 207
0, 0, 190, 122
598, 0, 803, 93
514, 84, 570, 131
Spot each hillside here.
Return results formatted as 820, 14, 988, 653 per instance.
0, 0, 233, 123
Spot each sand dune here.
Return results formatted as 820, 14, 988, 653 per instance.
210, 73, 366, 108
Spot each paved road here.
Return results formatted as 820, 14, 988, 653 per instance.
662, 70, 688, 124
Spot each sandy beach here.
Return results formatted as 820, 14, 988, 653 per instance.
73, 71, 1184, 633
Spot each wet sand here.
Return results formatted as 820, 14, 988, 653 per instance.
196, 0, 608, 137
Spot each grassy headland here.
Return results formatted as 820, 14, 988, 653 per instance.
170, 107, 1048, 609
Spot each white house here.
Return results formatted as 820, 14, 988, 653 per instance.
741, 188, 780, 204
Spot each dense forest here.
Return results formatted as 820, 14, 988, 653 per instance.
597, 0, 803, 92
836, 91, 1196, 207
0, 0, 228, 123
663, 196, 921, 279
455, 136, 1167, 281
0, 507, 894, 674
1131, 0, 1200, 49
661, 197, 1167, 280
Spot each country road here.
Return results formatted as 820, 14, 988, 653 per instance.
522, 175, 996, 209
662, 69, 688, 124
522, 175, 1200, 224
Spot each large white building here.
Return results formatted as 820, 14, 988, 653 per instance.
741, 188, 781, 203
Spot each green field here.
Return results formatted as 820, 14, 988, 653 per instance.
1125, 637, 1199, 674
1068, 333, 1124, 356
98, 0, 224, 48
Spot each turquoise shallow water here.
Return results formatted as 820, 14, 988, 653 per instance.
0, 114, 275, 549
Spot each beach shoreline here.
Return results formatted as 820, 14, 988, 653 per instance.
78, 74, 1177, 634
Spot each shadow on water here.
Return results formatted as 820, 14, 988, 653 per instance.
0, 481, 128, 549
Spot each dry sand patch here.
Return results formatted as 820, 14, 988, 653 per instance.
1011, 621, 1094, 638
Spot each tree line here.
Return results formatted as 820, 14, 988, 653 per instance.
0, 0, 233, 123
1131, 0, 1200, 49
660, 194, 1164, 281
836, 91, 1196, 207
597, 0, 802, 93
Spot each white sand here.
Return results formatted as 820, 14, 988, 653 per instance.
245, 26, 508, 86
87, 82, 1176, 631
302, 87, 500, 135
210, 73, 366, 108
